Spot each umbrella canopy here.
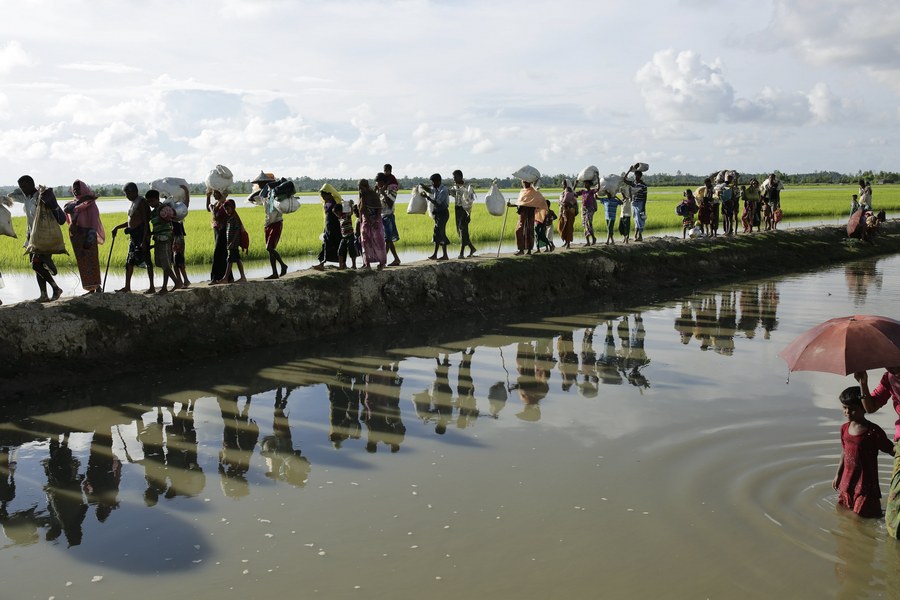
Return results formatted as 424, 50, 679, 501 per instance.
778, 314, 900, 375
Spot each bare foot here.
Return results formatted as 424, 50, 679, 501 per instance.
514, 250, 524, 256
36, 295, 50, 303
436, 256, 448, 261
388, 259, 401, 266
115, 287, 131, 293
156, 288, 168, 295
427, 255, 437, 260
311, 264, 325, 271
51, 288, 63, 301
377, 264, 384, 271
468, 247, 477, 256
280, 264, 288, 277
237, 277, 247, 283
144, 288, 156, 294
181, 281, 191, 288
264, 274, 279, 280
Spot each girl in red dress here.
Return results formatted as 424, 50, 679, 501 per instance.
833, 386, 895, 517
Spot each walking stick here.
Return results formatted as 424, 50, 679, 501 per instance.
102, 232, 116, 292
497, 204, 510, 257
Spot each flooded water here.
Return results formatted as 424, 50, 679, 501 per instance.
2, 255, 899, 598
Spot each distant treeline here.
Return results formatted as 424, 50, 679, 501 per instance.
2, 169, 897, 198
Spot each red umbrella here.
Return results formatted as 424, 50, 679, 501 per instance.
778, 315, 900, 375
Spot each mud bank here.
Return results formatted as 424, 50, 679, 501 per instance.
2, 223, 899, 398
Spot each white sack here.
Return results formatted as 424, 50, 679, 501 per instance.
151, 177, 189, 202
577, 165, 600, 184
633, 162, 650, 173
0, 203, 16, 238
407, 185, 428, 215
484, 180, 506, 216
278, 196, 300, 214
205, 165, 234, 192
512, 165, 541, 184
597, 174, 622, 195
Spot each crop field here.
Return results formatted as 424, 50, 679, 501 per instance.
2, 185, 898, 272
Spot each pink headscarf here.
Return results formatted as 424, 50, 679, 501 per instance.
68, 180, 106, 244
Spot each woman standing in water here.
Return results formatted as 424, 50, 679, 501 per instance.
65, 180, 105, 294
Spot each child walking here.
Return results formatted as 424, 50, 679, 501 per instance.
680, 189, 697, 239
599, 193, 622, 245
336, 200, 359, 269
833, 386, 895, 518
578, 182, 598, 246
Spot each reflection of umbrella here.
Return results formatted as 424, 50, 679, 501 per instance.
778, 315, 900, 375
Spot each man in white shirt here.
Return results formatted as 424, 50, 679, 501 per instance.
449, 169, 477, 258
12, 175, 66, 302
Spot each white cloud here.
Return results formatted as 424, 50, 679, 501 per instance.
0, 93, 9, 120
636, 49, 851, 125
0, 41, 34, 73
59, 62, 142, 75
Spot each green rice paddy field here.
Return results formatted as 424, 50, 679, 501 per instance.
2, 185, 897, 271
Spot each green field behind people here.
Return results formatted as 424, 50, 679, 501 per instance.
2, 185, 898, 271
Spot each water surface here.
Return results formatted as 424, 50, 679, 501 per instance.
1, 255, 899, 599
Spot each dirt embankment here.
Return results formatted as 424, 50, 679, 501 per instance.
2, 223, 899, 399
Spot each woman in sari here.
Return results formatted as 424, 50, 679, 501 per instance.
557, 180, 577, 249
357, 179, 386, 270
207, 188, 231, 283
314, 183, 343, 270
742, 179, 760, 233
65, 180, 105, 294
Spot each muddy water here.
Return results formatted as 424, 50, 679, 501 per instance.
1, 256, 899, 599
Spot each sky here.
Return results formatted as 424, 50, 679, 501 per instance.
0, 0, 897, 186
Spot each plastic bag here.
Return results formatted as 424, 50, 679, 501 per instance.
577, 165, 599, 185
27, 200, 67, 254
484, 180, 506, 216
162, 199, 189, 222
407, 185, 428, 215
278, 196, 300, 214
205, 165, 234, 193
151, 177, 189, 202
512, 165, 541, 183
632, 162, 650, 172
0, 203, 16, 238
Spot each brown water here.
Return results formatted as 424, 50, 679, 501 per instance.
2, 256, 899, 599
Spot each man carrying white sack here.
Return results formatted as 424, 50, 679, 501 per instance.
450, 169, 477, 259
247, 171, 289, 280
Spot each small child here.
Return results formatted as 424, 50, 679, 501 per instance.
680, 189, 697, 239
697, 196, 712, 237
599, 192, 622, 245
833, 386, 895, 518
850, 194, 860, 216
535, 208, 556, 252
619, 193, 632, 244
146, 190, 182, 294
217, 199, 247, 284
579, 183, 598, 246
172, 220, 190, 287
336, 200, 358, 269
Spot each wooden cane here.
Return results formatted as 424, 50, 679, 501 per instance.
497, 204, 510, 257
101, 232, 116, 292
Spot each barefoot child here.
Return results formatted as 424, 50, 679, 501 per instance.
578, 182, 598, 246
833, 386, 895, 517
146, 190, 182, 294
217, 199, 247, 284
599, 192, 622, 245
336, 200, 358, 270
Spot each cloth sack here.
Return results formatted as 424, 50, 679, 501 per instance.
151, 177, 189, 202
512, 165, 541, 184
484, 180, 506, 216
27, 199, 67, 254
577, 165, 600, 185
278, 196, 300, 214
205, 165, 234, 192
407, 185, 428, 215
161, 199, 189, 222
597, 174, 621, 196
632, 162, 650, 173
0, 203, 16, 238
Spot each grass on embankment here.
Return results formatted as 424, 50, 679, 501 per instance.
2, 185, 898, 271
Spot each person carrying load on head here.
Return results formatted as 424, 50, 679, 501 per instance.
247, 171, 289, 280
12, 175, 67, 302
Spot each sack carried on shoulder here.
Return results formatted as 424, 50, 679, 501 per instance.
239, 228, 250, 251
27, 200, 68, 255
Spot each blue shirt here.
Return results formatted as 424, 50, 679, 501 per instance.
600, 196, 622, 220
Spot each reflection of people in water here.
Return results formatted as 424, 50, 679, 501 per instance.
759, 281, 779, 339
624, 313, 650, 388
674, 301, 694, 345
596, 321, 623, 386
712, 292, 737, 357
487, 382, 508, 419
737, 285, 761, 339
218, 395, 260, 499
694, 293, 716, 351
164, 399, 206, 498
456, 349, 479, 429
1, 446, 42, 546
82, 428, 122, 521
514, 342, 549, 421
328, 368, 362, 448
363, 363, 407, 452
845, 262, 883, 305
43, 433, 88, 547
137, 407, 168, 506
578, 328, 599, 398
260, 387, 311, 485
432, 355, 454, 434
557, 331, 579, 391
